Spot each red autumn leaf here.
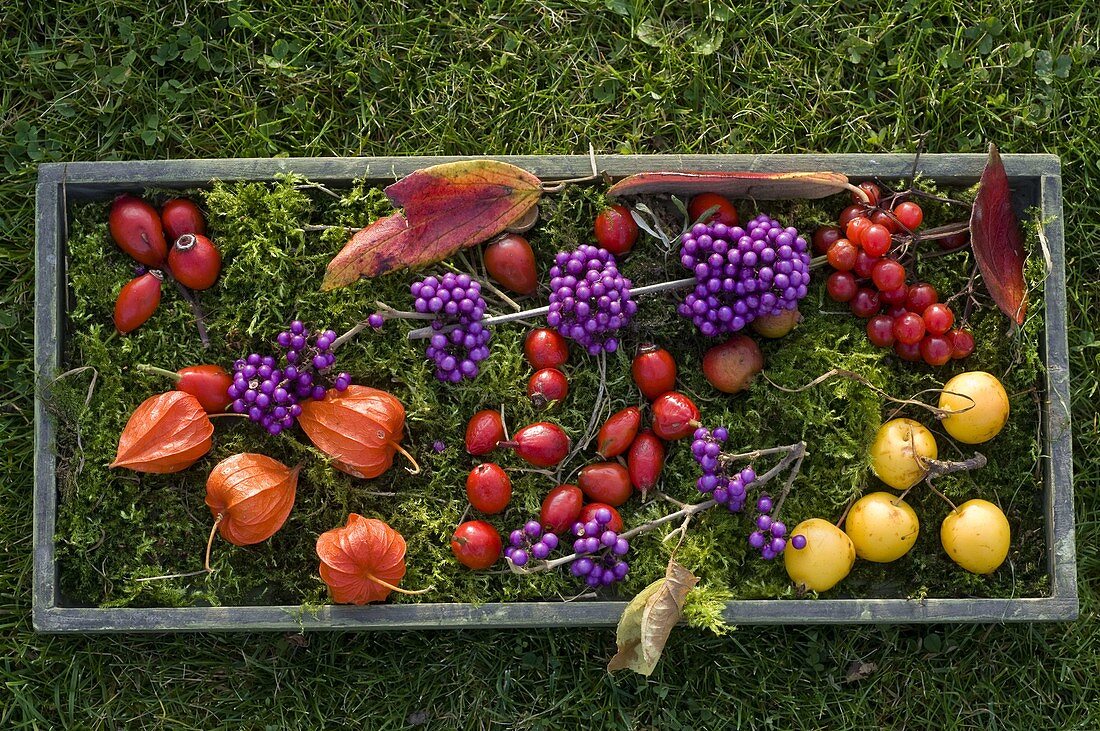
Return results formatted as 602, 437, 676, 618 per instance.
321, 212, 411, 291
321, 160, 541, 290
316, 513, 408, 604
970, 143, 1028, 324
297, 385, 418, 478
110, 391, 214, 473
607, 170, 856, 200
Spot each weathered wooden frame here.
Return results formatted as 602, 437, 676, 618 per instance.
34, 154, 1076, 632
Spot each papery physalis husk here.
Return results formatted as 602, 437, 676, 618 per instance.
110, 391, 213, 473
317, 513, 429, 604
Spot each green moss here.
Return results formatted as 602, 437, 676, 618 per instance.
51, 178, 1048, 611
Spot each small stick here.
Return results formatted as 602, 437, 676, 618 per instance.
172, 280, 210, 348
406, 277, 697, 340
763, 369, 975, 420
300, 224, 359, 233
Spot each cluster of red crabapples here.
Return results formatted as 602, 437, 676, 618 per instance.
815, 183, 975, 366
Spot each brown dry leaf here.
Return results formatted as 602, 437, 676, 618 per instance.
607, 559, 699, 676
970, 142, 1028, 324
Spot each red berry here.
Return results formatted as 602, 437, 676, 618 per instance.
871, 258, 906, 292
938, 230, 970, 250
812, 226, 843, 255
894, 340, 922, 362
826, 239, 858, 271
524, 328, 569, 370
503, 422, 570, 467
650, 391, 701, 441
465, 409, 504, 456
596, 406, 641, 459
578, 462, 632, 507
702, 335, 763, 394
688, 193, 739, 226
484, 234, 538, 295
540, 484, 584, 534
852, 182, 881, 206
580, 503, 623, 533
161, 198, 206, 241
880, 285, 909, 306
886, 305, 908, 319
451, 520, 501, 570
849, 288, 881, 318
893, 201, 924, 230
168, 233, 222, 290
114, 270, 163, 334
906, 283, 938, 313
837, 205, 866, 228
109, 195, 168, 267
627, 428, 665, 495
175, 365, 234, 413
631, 344, 677, 400
920, 335, 954, 366
846, 216, 872, 247
861, 224, 893, 257
594, 205, 638, 256
853, 250, 879, 279
527, 368, 569, 407
866, 315, 895, 347
922, 303, 955, 335
950, 329, 975, 359
870, 209, 899, 233
826, 271, 858, 302
466, 463, 511, 514
892, 312, 926, 345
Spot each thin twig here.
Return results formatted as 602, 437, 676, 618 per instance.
300, 224, 359, 233
763, 369, 975, 420
171, 279, 210, 348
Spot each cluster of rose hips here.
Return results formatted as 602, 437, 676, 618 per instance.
816, 183, 975, 365
108, 195, 222, 334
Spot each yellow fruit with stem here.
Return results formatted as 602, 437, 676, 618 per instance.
869, 418, 938, 490
940, 499, 1011, 574
939, 371, 1010, 444
784, 518, 856, 592
844, 492, 919, 563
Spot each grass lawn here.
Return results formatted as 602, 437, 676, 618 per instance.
2, 1, 1098, 728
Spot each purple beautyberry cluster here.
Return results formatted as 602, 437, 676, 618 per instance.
691, 426, 755, 513
547, 244, 637, 355
505, 521, 559, 567
677, 214, 811, 336
411, 273, 491, 383
748, 494, 789, 560
569, 508, 630, 587
228, 320, 351, 435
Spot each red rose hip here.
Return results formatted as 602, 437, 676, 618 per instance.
484, 234, 538, 295
578, 462, 632, 507
466, 463, 512, 514
114, 270, 163, 334
596, 406, 641, 458
524, 328, 569, 370
160, 198, 206, 241
527, 368, 569, 407
688, 193, 739, 226
631, 344, 676, 400
109, 195, 167, 267
594, 204, 639, 256
465, 409, 504, 456
168, 233, 222, 290
451, 520, 502, 570
650, 391, 701, 441
540, 484, 584, 533
579, 503, 623, 533
139, 363, 233, 413
502, 422, 570, 467
627, 429, 665, 494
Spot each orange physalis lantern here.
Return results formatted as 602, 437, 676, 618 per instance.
110, 391, 213, 473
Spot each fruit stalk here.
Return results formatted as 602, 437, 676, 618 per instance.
508, 442, 806, 575
405, 277, 697, 341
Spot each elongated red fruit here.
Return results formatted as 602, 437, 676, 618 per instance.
139, 363, 233, 413
465, 409, 504, 455
114, 270, 163, 334
109, 194, 167, 267
484, 234, 538, 295
650, 391, 700, 441
578, 462, 632, 507
502, 422, 569, 467
580, 502, 622, 532
631, 344, 677, 400
627, 429, 665, 494
540, 484, 584, 533
466, 463, 511, 514
161, 198, 206, 241
168, 233, 222, 290
596, 406, 641, 458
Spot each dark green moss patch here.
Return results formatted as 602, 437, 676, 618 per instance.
50, 177, 1048, 620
